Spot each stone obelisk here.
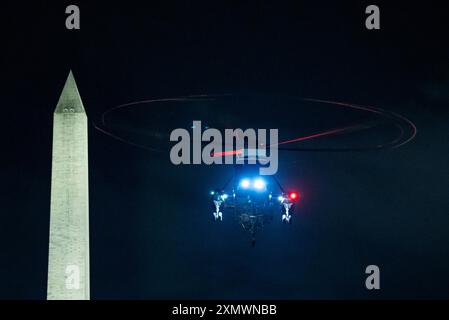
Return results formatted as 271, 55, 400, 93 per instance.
47, 71, 90, 300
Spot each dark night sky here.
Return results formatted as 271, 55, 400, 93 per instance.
1, 1, 449, 299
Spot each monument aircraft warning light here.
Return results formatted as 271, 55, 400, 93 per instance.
47, 71, 90, 300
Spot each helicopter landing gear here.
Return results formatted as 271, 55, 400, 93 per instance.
282, 214, 292, 224
213, 200, 223, 221
282, 202, 293, 224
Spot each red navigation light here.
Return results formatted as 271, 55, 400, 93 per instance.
289, 192, 299, 201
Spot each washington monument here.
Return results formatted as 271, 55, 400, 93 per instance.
47, 71, 90, 300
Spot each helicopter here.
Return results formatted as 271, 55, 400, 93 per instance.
95, 96, 416, 247
210, 148, 300, 247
